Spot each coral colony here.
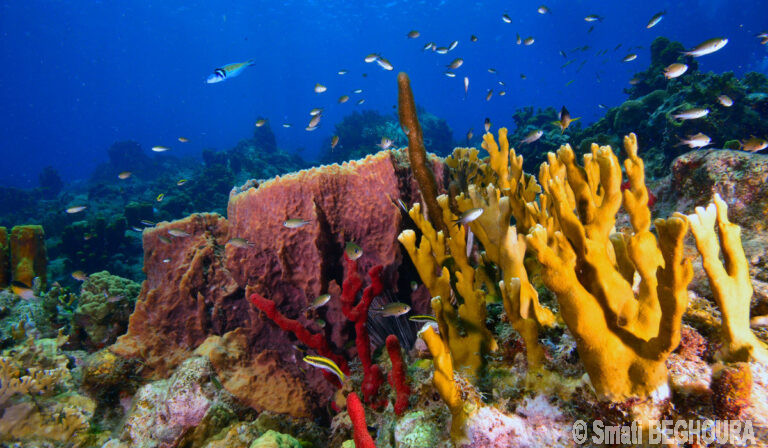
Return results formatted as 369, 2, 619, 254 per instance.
2, 43, 768, 447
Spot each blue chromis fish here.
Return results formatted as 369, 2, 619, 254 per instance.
303, 355, 345, 383
206, 60, 255, 84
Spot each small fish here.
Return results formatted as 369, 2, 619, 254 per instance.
521, 129, 543, 144
435, 47, 449, 54
131, 226, 143, 232
376, 57, 394, 70
752, 315, 768, 328
337, 69, 348, 75
353, 89, 363, 94
156, 193, 165, 202
516, 34, 522, 45
740, 136, 768, 153
284, 219, 311, 229
307, 294, 331, 310
410, 281, 419, 291
371, 302, 411, 317
464, 76, 469, 98
675, 133, 711, 149
338, 95, 350, 103
646, 11, 665, 29
466, 128, 473, 141
158, 235, 172, 244
118, 171, 132, 180
11, 281, 36, 300
628, 77, 642, 85
331, 135, 340, 149
314, 83, 327, 93
409, 314, 437, 323
486, 89, 493, 101
448, 40, 458, 51
484, 118, 491, 132
168, 229, 190, 237
345, 241, 363, 260
357, 99, 365, 105
683, 37, 728, 57
520, 73, 527, 79
282, 123, 292, 128
315, 318, 326, 328
470, 35, 478, 42
672, 108, 709, 120
537, 5, 549, 14
364, 53, 379, 63
664, 63, 688, 79
255, 119, 267, 127
308, 114, 322, 128
151, 146, 170, 152
523, 37, 535, 46
447, 58, 463, 69
565, 79, 575, 86
178, 137, 189, 143
598, 103, 608, 109
66, 206, 87, 214
499, 90, 506, 96
584, 14, 603, 22
487, 68, 497, 74
444, 71, 456, 78
502, 13, 512, 23
206, 60, 255, 84
303, 355, 345, 384
228, 237, 255, 248
377, 137, 394, 150
552, 106, 580, 133
717, 95, 733, 107
453, 208, 483, 226
407, 30, 420, 38
559, 50, 567, 58
422, 42, 435, 51
177, 179, 188, 186
622, 53, 637, 62
72, 270, 88, 281
309, 108, 323, 116
305, 126, 318, 131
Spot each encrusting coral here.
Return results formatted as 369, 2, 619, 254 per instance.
687, 193, 768, 364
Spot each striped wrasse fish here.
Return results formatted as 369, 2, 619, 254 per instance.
206, 60, 255, 84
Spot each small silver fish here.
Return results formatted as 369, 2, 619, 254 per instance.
377, 137, 394, 150
646, 11, 664, 29
376, 57, 394, 70
284, 219, 310, 229
314, 83, 327, 93
66, 206, 87, 214
447, 58, 463, 69
664, 63, 688, 79
371, 302, 411, 317
168, 229, 190, 237
683, 37, 728, 57
453, 208, 483, 226
717, 95, 733, 107
675, 133, 711, 149
521, 130, 543, 144
307, 294, 331, 310
672, 108, 709, 120
228, 237, 255, 248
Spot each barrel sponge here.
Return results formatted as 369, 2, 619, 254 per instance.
10, 225, 47, 288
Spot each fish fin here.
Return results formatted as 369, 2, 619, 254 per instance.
247, 59, 256, 66
571, 117, 581, 123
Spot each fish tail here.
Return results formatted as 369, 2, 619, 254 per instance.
247, 59, 256, 65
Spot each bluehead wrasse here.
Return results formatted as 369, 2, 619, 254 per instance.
303, 355, 345, 383
409, 314, 437, 323
206, 60, 255, 84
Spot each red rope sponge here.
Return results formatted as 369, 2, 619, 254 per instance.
386, 334, 411, 416
347, 392, 376, 448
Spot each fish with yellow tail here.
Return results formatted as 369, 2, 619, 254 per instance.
345, 241, 363, 260
206, 60, 255, 84
303, 355, 345, 384
552, 106, 579, 133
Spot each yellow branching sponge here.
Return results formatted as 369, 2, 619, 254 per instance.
398, 200, 496, 382
525, 133, 693, 401
455, 184, 555, 373
687, 193, 768, 364
419, 325, 476, 441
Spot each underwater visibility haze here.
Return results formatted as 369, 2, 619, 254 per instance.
1, 0, 768, 447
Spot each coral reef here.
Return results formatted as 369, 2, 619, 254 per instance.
0, 226, 7, 287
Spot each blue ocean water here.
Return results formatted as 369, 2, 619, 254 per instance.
1, 0, 766, 188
